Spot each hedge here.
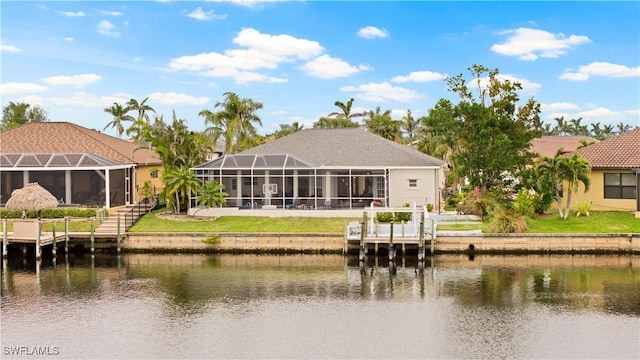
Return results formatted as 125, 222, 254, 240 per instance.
0, 208, 98, 219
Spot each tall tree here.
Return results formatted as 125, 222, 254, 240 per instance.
315, 98, 364, 129
103, 102, 134, 138
196, 180, 228, 209
423, 64, 543, 190
273, 121, 304, 139
199, 92, 263, 154
126, 97, 156, 142
364, 106, 401, 141
1, 102, 49, 130
558, 153, 591, 219
401, 109, 420, 145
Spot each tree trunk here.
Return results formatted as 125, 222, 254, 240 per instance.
563, 191, 573, 219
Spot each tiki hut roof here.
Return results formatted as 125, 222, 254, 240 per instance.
5, 182, 59, 212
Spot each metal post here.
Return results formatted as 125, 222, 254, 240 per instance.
116, 214, 122, 253
90, 218, 95, 254
359, 212, 367, 261
430, 218, 436, 255
52, 220, 57, 256
2, 219, 7, 258
418, 211, 425, 261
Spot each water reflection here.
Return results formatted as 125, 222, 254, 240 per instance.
1, 253, 639, 359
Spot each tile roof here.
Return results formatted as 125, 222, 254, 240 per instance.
0, 122, 161, 166
530, 136, 597, 158
577, 127, 640, 169
241, 128, 445, 167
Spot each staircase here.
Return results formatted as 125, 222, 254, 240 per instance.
94, 199, 154, 236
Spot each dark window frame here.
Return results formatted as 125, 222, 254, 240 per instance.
604, 172, 636, 199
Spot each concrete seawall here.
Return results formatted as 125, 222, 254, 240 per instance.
123, 232, 640, 254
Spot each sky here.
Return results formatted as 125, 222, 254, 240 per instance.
1, 1, 639, 138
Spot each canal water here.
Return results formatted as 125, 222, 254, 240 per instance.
1, 253, 639, 359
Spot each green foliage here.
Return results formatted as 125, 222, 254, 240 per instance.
196, 180, 228, 208
314, 98, 364, 129
576, 200, 592, 217
376, 212, 394, 222
394, 212, 412, 222
426, 203, 434, 212
202, 234, 221, 245
487, 208, 529, 233
423, 65, 542, 191
140, 180, 153, 199
2, 101, 49, 130
162, 167, 201, 213
511, 189, 538, 218
0, 208, 97, 219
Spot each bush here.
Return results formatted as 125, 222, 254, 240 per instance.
376, 212, 393, 223
511, 189, 537, 218
576, 200, 592, 217
487, 209, 529, 233
0, 207, 98, 219
394, 212, 412, 222
426, 203, 434, 212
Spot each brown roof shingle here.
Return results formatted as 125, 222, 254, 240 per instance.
530, 136, 597, 158
0, 122, 161, 166
577, 127, 640, 169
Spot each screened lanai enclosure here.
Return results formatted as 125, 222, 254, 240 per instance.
0, 153, 136, 209
191, 154, 389, 210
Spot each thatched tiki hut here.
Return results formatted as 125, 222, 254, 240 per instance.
5, 182, 59, 217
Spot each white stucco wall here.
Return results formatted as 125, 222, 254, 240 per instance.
388, 167, 444, 208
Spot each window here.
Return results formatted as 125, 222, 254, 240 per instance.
408, 179, 418, 188
604, 173, 636, 199
150, 170, 158, 179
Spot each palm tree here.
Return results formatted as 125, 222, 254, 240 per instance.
126, 97, 156, 142
162, 166, 201, 213
200, 92, 263, 154
558, 153, 591, 219
616, 122, 633, 135
364, 107, 401, 142
274, 121, 304, 139
329, 98, 365, 122
401, 110, 420, 145
196, 180, 228, 208
103, 102, 134, 138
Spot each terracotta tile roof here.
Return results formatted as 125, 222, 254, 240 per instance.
577, 127, 640, 169
0, 122, 161, 166
530, 136, 597, 158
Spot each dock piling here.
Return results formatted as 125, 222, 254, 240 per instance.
90, 218, 95, 254
2, 219, 7, 258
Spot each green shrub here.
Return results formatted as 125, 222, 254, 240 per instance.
394, 211, 412, 222
376, 212, 393, 222
487, 209, 529, 233
512, 189, 537, 218
426, 203, 434, 212
576, 200, 592, 217
202, 234, 221, 245
0, 208, 98, 219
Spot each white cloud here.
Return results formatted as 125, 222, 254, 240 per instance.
542, 102, 580, 112
233, 28, 323, 60
340, 82, 421, 102
491, 27, 590, 61
148, 92, 210, 105
99, 10, 123, 16
578, 107, 627, 121
301, 55, 368, 79
559, 62, 640, 81
58, 11, 85, 17
42, 74, 102, 87
392, 70, 446, 83
49, 92, 131, 107
64, 37, 74, 42
97, 20, 119, 36
475, 74, 542, 96
0, 41, 20, 53
357, 26, 389, 39
0, 82, 48, 94
186, 7, 227, 21
208, 0, 276, 8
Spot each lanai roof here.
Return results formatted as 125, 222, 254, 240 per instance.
577, 127, 640, 169
239, 128, 445, 168
0, 122, 161, 166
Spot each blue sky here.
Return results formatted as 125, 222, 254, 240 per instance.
1, 1, 639, 137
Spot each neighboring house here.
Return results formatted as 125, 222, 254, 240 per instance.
191, 128, 446, 210
0, 122, 163, 209
530, 136, 597, 159
573, 128, 640, 216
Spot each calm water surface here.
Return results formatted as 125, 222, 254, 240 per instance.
1, 253, 639, 360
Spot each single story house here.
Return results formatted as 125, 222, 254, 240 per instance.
530, 136, 598, 159
0, 122, 163, 209
191, 128, 446, 212
570, 128, 640, 216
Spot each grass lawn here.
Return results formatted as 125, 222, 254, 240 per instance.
128, 209, 639, 234
525, 211, 639, 233
129, 210, 360, 233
